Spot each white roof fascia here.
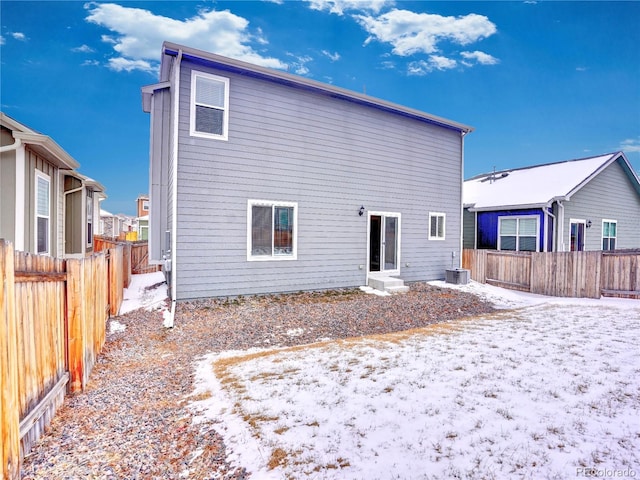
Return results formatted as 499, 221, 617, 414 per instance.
563, 152, 619, 200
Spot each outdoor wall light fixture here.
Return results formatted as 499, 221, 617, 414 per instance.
586, 220, 592, 229
359, 206, 365, 216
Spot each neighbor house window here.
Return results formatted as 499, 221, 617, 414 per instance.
142, 200, 149, 211
35, 171, 50, 254
248, 200, 297, 261
499, 216, 538, 252
428, 212, 446, 240
86, 189, 94, 247
190, 71, 229, 140
602, 219, 617, 251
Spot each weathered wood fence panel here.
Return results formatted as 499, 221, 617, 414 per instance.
463, 249, 639, 299
131, 242, 160, 275
13, 251, 68, 458
1, 242, 20, 480
601, 250, 640, 299
1, 239, 124, 478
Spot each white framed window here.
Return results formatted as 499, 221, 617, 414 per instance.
190, 70, 229, 140
247, 200, 297, 261
602, 219, 617, 251
428, 212, 446, 240
142, 200, 149, 211
35, 170, 50, 255
86, 189, 94, 247
498, 216, 538, 252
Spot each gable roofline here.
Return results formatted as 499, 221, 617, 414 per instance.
160, 42, 474, 135
1, 112, 80, 170
560, 151, 639, 200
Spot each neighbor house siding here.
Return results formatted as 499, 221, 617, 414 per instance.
172, 60, 464, 299
25, 147, 58, 256
561, 159, 640, 250
476, 208, 545, 251
0, 132, 17, 244
148, 87, 172, 262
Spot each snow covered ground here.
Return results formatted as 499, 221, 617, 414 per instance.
189, 282, 640, 480
111, 271, 169, 333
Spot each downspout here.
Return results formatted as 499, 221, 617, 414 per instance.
458, 130, 468, 268
167, 48, 182, 328
2, 135, 26, 250
557, 201, 565, 251
544, 205, 556, 252
0, 136, 22, 152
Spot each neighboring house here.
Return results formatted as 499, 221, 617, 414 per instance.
136, 194, 149, 240
1, 112, 106, 258
142, 42, 473, 304
463, 152, 640, 252
136, 194, 149, 217
62, 171, 106, 258
99, 210, 134, 238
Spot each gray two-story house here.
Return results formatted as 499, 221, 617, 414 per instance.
142, 42, 473, 308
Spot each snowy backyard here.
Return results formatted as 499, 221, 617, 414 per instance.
187, 282, 640, 479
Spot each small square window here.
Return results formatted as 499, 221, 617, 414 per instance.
248, 200, 297, 261
428, 213, 446, 240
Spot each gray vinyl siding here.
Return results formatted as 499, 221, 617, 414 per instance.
561, 159, 640, 251
0, 135, 16, 244
173, 60, 464, 299
25, 148, 58, 257
148, 87, 172, 262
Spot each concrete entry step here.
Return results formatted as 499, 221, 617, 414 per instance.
367, 275, 409, 294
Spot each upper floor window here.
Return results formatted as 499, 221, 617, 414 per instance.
248, 200, 297, 261
35, 171, 50, 254
499, 216, 538, 252
602, 219, 617, 251
190, 71, 229, 141
142, 200, 149, 211
428, 213, 446, 240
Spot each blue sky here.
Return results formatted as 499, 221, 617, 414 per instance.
1, 1, 639, 216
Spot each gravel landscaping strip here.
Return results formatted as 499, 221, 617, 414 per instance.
20, 283, 494, 479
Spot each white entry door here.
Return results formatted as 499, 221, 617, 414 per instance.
368, 212, 401, 276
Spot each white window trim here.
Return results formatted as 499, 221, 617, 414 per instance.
602, 218, 617, 250
498, 215, 539, 252
190, 70, 230, 141
428, 212, 446, 240
247, 199, 298, 261
35, 169, 51, 255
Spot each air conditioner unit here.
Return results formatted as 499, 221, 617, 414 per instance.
445, 268, 470, 285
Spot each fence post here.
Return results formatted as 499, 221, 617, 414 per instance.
1, 241, 20, 480
66, 258, 85, 393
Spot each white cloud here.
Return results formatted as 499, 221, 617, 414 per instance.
108, 57, 157, 74
307, 0, 392, 16
620, 137, 640, 154
461, 50, 499, 66
72, 44, 95, 53
321, 50, 341, 61
11, 32, 27, 41
286, 53, 313, 76
84, 3, 286, 73
356, 9, 496, 56
82, 59, 101, 67
0, 36, 5, 45
408, 55, 457, 75
576, 66, 588, 72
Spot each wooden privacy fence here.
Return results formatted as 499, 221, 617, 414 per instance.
1, 240, 125, 480
463, 249, 640, 299
94, 235, 160, 279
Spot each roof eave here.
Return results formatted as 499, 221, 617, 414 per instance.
13, 131, 80, 170
161, 42, 474, 135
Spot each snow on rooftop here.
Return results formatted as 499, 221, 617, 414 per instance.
464, 153, 617, 210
